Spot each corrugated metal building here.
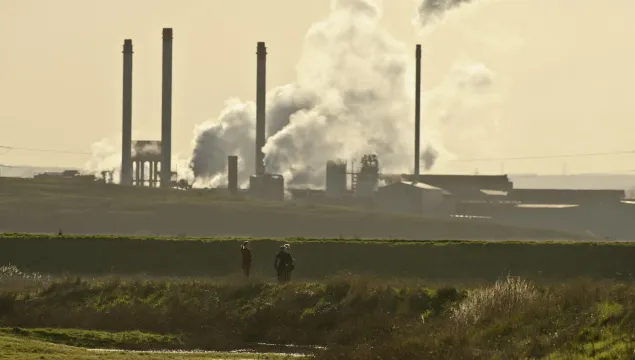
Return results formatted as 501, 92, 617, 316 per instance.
376, 181, 451, 215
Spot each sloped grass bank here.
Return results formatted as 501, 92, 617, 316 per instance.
0, 332, 296, 359
2, 276, 635, 359
0, 276, 461, 352
321, 278, 635, 360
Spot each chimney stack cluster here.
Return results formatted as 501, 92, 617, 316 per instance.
119, 28, 174, 188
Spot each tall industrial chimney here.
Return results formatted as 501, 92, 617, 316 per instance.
228, 155, 238, 195
160, 28, 173, 188
414, 44, 422, 184
255, 42, 267, 175
120, 39, 133, 186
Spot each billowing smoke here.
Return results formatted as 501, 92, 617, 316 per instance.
417, 0, 472, 27
188, 85, 317, 187
189, 0, 500, 187
191, 0, 421, 188
189, 99, 256, 187
422, 144, 438, 171
86, 0, 499, 187
83, 138, 121, 182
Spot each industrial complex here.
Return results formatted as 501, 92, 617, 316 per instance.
14, 28, 635, 240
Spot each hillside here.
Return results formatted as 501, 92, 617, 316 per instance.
0, 177, 591, 240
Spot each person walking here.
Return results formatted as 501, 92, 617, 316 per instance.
274, 244, 295, 283
241, 241, 252, 278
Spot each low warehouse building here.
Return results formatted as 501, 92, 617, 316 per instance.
376, 181, 451, 215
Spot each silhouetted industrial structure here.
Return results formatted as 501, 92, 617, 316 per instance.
414, 44, 422, 184
119, 29, 174, 188
100, 33, 635, 239
228, 155, 238, 195
160, 28, 173, 188
120, 39, 133, 186
255, 42, 267, 176
353, 155, 380, 197
132, 140, 162, 187
326, 160, 347, 199
249, 41, 285, 201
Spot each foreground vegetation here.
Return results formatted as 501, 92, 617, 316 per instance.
0, 176, 588, 240
1, 234, 634, 281
2, 268, 635, 359
0, 331, 295, 359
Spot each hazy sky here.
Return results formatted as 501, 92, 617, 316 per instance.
1, 0, 635, 175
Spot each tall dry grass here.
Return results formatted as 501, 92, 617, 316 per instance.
450, 275, 541, 325
0, 264, 52, 292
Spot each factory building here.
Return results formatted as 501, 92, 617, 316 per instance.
326, 160, 347, 199
249, 174, 284, 201
376, 181, 452, 216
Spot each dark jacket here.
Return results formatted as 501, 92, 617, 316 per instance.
274, 251, 294, 271
241, 246, 252, 265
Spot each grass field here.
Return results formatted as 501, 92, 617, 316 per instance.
2, 275, 635, 359
0, 332, 297, 359
1, 233, 634, 281
0, 176, 589, 240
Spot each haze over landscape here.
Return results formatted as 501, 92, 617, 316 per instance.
3, 2, 635, 359
1, 0, 635, 185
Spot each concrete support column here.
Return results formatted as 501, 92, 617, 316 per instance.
134, 161, 140, 186
149, 161, 154, 187
139, 161, 145, 187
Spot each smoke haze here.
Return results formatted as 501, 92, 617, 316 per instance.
82, 0, 635, 183
414, 0, 635, 174
188, 0, 491, 188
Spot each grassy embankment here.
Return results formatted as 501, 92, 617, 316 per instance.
1, 233, 634, 281
0, 176, 589, 240
1, 269, 635, 360
0, 330, 295, 359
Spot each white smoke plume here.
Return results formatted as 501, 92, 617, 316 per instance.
83, 138, 121, 182
87, 0, 499, 187
191, 0, 445, 188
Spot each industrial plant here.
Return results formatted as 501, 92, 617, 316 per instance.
16, 28, 635, 240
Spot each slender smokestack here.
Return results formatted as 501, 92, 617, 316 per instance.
160, 28, 173, 188
255, 42, 267, 175
414, 44, 422, 184
120, 39, 133, 186
228, 155, 238, 195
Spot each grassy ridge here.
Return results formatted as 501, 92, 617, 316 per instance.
1, 234, 635, 281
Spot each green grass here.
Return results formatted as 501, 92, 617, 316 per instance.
0, 327, 182, 350
0, 231, 615, 244
0, 333, 296, 359
1, 234, 634, 281
4, 276, 635, 359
